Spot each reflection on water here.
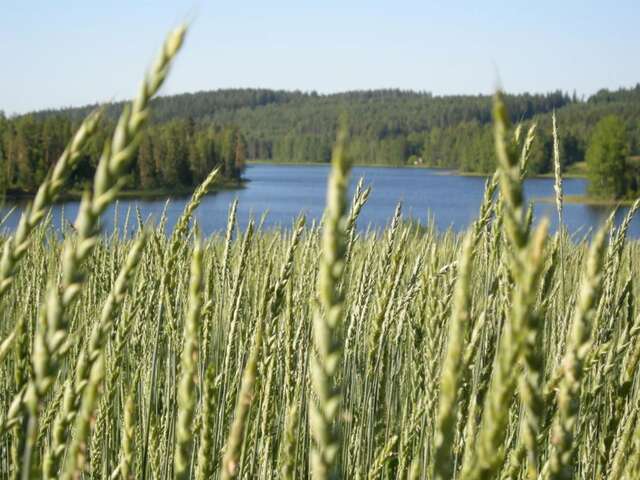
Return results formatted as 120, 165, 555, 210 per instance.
1, 164, 639, 238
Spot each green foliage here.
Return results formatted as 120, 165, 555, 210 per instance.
13, 85, 640, 175
586, 115, 630, 198
0, 115, 246, 194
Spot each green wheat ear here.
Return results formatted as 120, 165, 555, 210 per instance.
309, 116, 350, 480
463, 92, 550, 480
196, 364, 218, 480
221, 260, 272, 480
549, 221, 610, 480
174, 233, 203, 480
13, 24, 187, 477
432, 231, 474, 480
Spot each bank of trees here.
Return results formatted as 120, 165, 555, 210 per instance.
26, 88, 573, 169
3, 85, 640, 196
136, 120, 245, 189
0, 113, 245, 194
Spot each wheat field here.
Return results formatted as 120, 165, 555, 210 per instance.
0, 26, 639, 480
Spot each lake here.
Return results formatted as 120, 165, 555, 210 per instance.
1, 164, 639, 238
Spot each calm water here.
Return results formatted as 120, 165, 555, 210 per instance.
1, 164, 639, 238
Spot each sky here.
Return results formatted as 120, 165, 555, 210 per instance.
1, 0, 639, 115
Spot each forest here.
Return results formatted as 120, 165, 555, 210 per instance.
0, 113, 246, 195
2, 85, 640, 196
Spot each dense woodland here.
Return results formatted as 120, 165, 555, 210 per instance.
2, 85, 640, 196
0, 114, 246, 194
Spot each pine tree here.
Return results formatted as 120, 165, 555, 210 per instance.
234, 129, 246, 174
138, 133, 157, 189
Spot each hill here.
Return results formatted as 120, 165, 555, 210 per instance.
2, 85, 640, 193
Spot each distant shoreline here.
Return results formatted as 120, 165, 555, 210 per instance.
247, 159, 446, 171
456, 171, 588, 180
247, 160, 588, 179
3, 178, 245, 202
534, 194, 638, 207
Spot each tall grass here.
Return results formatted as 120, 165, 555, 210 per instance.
0, 26, 639, 480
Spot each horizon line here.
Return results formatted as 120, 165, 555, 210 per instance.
4, 82, 640, 118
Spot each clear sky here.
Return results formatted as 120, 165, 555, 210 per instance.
1, 0, 639, 115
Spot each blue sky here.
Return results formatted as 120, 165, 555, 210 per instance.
1, 0, 639, 114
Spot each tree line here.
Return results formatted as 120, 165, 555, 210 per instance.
24, 88, 573, 169
0, 113, 246, 194
3, 85, 640, 197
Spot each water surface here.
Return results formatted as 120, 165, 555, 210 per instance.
1, 164, 639, 238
